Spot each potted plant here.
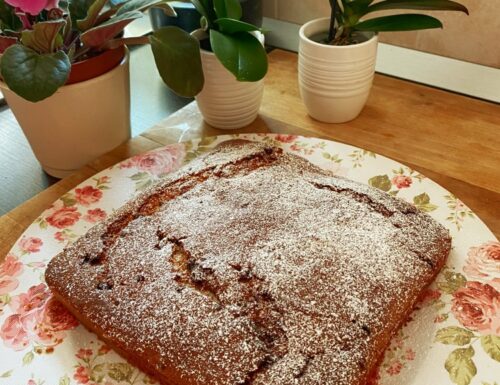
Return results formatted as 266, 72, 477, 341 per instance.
149, 0, 268, 130
0, 0, 180, 178
299, 0, 469, 123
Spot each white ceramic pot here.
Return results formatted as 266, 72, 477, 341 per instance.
299, 18, 378, 123
0, 49, 131, 178
192, 30, 265, 130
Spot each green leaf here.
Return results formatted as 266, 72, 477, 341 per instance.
21, 20, 66, 54
130, 172, 149, 181
368, 175, 391, 192
213, 0, 242, 20
210, 30, 267, 81
191, 0, 217, 26
61, 194, 77, 207
0, 370, 12, 378
108, 362, 134, 382
481, 335, 500, 362
365, 0, 468, 15
1, 45, 70, 102
59, 374, 70, 385
116, 0, 176, 16
437, 271, 467, 294
77, 0, 108, 31
80, 10, 142, 47
215, 18, 260, 34
444, 347, 477, 385
413, 193, 438, 212
69, 0, 95, 25
355, 13, 443, 31
22, 351, 34, 366
0, 0, 22, 30
435, 327, 475, 346
149, 26, 204, 97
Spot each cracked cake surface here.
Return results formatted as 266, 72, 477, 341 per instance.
45, 140, 451, 385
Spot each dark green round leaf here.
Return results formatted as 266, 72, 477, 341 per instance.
149, 26, 204, 97
1, 45, 70, 102
210, 30, 267, 82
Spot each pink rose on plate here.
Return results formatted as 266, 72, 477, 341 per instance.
46, 206, 81, 229
275, 134, 298, 143
0, 254, 23, 295
121, 144, 185, 175
74, 365, 90, 384
5, 0, 58, 15
386, 361, 403, 376
451, 281, 499, 335
75, 186, 103, 206
76, 348, 93, 360
391, 175, 412, 189
0, 314, 30, 350
36, 297, 78, 344
19, 236, 43, 253
83, 208, 107, 223
1, 284, 78, 350
10, 283, 50, 315
464, 241, 500, 290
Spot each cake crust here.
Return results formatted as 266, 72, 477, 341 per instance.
45, 140, 451, 385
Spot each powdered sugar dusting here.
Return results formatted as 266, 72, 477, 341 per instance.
45, 141, 451, 385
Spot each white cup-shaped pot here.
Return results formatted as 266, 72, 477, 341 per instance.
299, 18, 378, 123
0, 49, 131, 178
192, 30, 265, 130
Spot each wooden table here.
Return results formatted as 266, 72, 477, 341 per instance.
1, 49, 499, 259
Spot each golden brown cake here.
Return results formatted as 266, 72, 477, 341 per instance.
45, 140, 451, 385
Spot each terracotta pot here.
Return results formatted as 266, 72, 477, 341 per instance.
192, 29, 265, 130
299, 18, 378, 123
0, 47, 131, 178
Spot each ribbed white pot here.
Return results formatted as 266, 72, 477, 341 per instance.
0, 50, 131, 178
299, 18, 378, 123
192, 30, 265, 130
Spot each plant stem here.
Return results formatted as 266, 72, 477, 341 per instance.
328, 0, 337, 42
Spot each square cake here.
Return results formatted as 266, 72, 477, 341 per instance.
45, 140, 451, 385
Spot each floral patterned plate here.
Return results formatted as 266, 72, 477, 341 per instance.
0, 134, 498, 385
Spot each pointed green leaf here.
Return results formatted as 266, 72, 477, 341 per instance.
413, 192, 430, 205
77, 0, 108, 31
435, 327, 475, 346
59, 374, 70, 385
116, 0, 176, 16
22, 351, 34, 366
21, 20, 66, 54
215, 18, 260, 34
355, 14, 443, 31
210, 30, 267, 81
80, 11, 142, 47
365, 0, 468, 15
444, 347, 477, 385
149, 26, 204, 97
0, 370, 12, 378
1, 45, 70, 102
481, 335, 500, 362
213, 0, 242, 20
368, 175, 392, 192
